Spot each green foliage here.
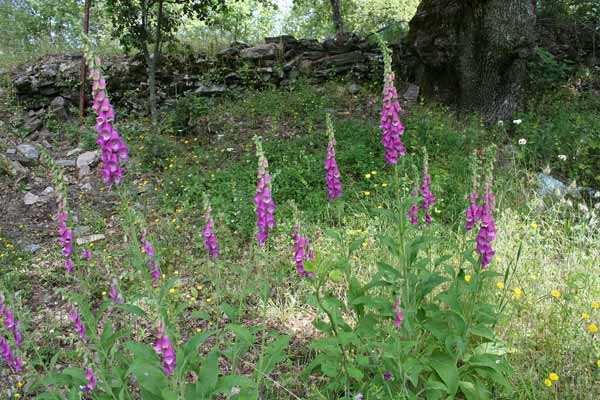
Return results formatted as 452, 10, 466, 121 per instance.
527, 47, 574, 92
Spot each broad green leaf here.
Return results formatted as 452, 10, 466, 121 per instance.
114, 303, 149, 320
430, 353, 459, 396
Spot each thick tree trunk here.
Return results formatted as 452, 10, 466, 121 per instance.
403, 0, 536, 121
329, 0, 345, 36
79, 0, 91, 123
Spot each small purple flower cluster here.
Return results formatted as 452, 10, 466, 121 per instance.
88, 57, 129, 185
0, 295, 23, 372
69, 307, 87, 339
154, 324, 176, 376
141, 230, 161, 280
380, 71, 406, 165
56, 193, 75, 273
81, 249, 92, 261
203, 204, 219, 258
465, 190, 480, 231
291, 227, 314, 278
324, 115, 343, 200
254, 139, 276, 246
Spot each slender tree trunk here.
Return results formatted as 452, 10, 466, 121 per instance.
79, 0, 91, 123
148, 0, 164, 138
404, 0, 536, 121
329, 0, 344, 36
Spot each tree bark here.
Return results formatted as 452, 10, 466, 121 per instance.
147, 0, 164, 138
79, 0, 91, 123
403, 0, 536, 121
329, 0, 345, 36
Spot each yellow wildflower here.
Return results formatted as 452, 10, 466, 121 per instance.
196, 328, 203, 333
531, 222, 538, 229
197, 285, 203, 291
101, 291, 107, 296
371, 171, 377, 175
365, 173, 371, 179
588, 324, 598, 333
362, 242, 368, 248
169, 288, 176, 295
582, 313, 591, 320
551, 290, 560, 298
549, 373, 559, 381
596, 360, 600, 368
496, 282, 504, 289
544, 379, 552, 387
592, 301, 599, 309
514, 288, 522, 299
382, 183, 388, 187
17, 381, 24, 388
464, 275, 472, 283
364, 191, 370, 196
206, 298, 212, 303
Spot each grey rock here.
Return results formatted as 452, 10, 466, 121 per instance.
231, 41, 250, 49
6, 148, 16, 156
24, 192, 41, 205
16, 144, 40, 165
403, 84, 420, 104
73, 226, 90, 235
76, 150, 100, 169
49, 96, 70, 121
55, 159, 76, 168
194, 85, 226, 96
348, 83, 361, 94
76, 234, 105, 245
67, 148, 83, 157
41, 186, 54, 196
80, 183, 93, 192
9, 160, 28, 176
24, 243, 41, 253
217, 47, 240, 59
240, 43, 281, 60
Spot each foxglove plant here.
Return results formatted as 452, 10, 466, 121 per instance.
85, 54, 129, 185
419, 151, 435, 225
253, 137, 276, 246
465, 153, 481, 232
154, 324, 176, 376
203, 197, 219, 258
141, 230, 161, 280
291, 226, 314, 278
476, 185, 496, 269
377, 35, 406, 164
324, 114, 343, 200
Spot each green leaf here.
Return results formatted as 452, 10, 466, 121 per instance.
347, 365, 364, 380
197, 350, 219, 395
258, 335, 290, 376
430, 353, 458, 396
159, 276, 179, 303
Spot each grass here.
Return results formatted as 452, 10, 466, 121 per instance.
1, 79, 599, 398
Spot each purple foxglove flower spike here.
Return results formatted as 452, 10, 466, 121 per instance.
393, 297, 404, 329
84, 367, 97, 392
324, 114, 343, 200
419, 151, 435, 225
378, 36, 406, 164
140, 230, 161, 280
203, 200, 219, 258
55, 193, 75, 273
476, 186, 496, 269
465, 191, 480, 232
154, 324, 176, 376
69, 307, 86, 339
253, 137, 276, 246
86, 55, 129, 186
109, 279, 124, 304
0, 296, 23, 347
0, 335, 22, 372
291, 226, 314, 278
407, 189, 419, 225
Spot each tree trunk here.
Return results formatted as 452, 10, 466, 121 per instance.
403, 0, 536, 121
147, 0, 164, 138
329, 0, 345, 36
79, 0, 91, 123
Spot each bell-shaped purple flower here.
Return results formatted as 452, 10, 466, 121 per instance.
291, 226, 314, 277
203, 204, 219, 258
0, 296, 23, 347
154, 324, 176, 376
253, 138, 276, 246
0, 335, 22, 372
393, 297, 404, 329
141, 230, 161, 280
407, 190, 419, 225
109, 279, 124, 304
81, 249, 92, 261
324, 115, 343, 200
